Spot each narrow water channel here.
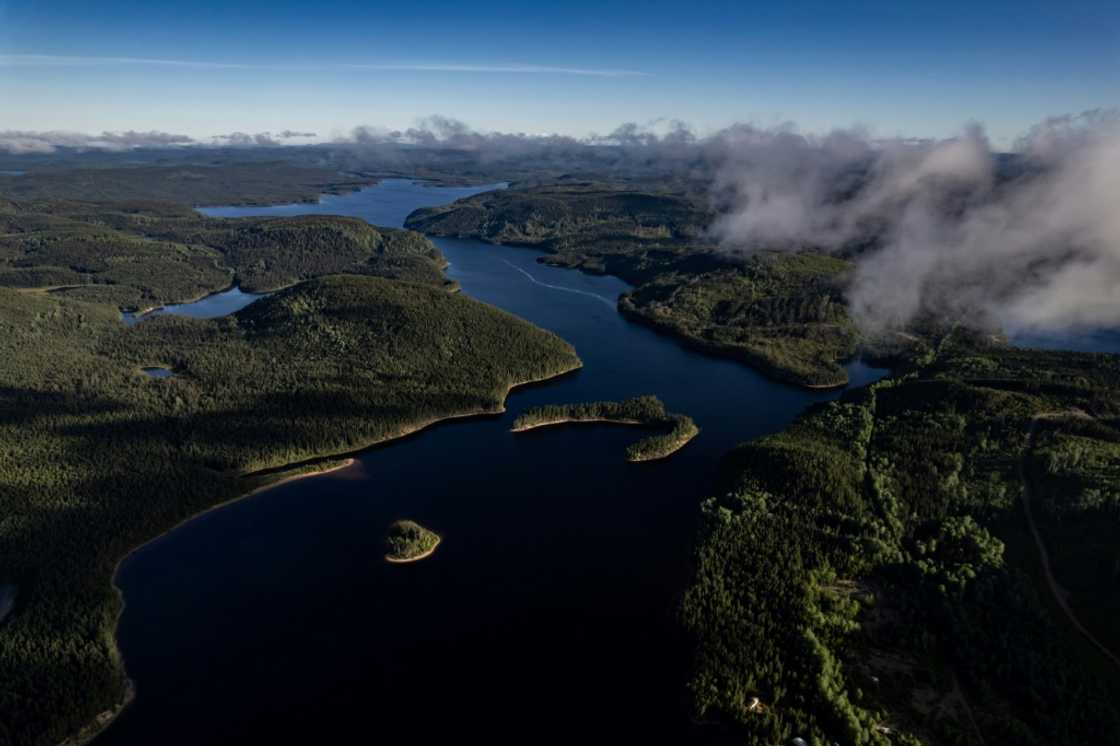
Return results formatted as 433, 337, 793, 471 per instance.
97, 180, 886, 745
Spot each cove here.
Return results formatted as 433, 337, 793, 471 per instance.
96, 180, 887, 745
121, 286, 267, 326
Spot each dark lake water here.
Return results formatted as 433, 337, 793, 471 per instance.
140, 367, 174, 379
0, 585, 15, 625
122, 286, 267, 326
98, 180, 887, 745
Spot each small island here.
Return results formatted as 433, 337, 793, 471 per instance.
511, 395, 699, 462
384, 520, 441, 563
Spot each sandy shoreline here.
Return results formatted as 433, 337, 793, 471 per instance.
242, 458, 357, 497
121, 278, 241, 322
385, 535, 442, 564
510, 416, 644, 432
804, 380, 848, 390
511, 413, 697, 462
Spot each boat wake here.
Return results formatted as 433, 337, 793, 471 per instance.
500, 259, 616, 308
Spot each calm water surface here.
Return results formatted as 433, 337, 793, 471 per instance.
122, 286, 268, 326
98, 180, 887, 745
140, 367, 174, 379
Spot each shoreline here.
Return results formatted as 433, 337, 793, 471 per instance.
402, 223, 856, 393
73, 358, 582, 746
804, 380, 849, 390
511, 412, 698, 462
121, 278, 243, 323
242, 458, 357, 497
190, 178, 379, 209
511, 416, 644, 432
626, 430, 699, 462
385, 535, 442, 564
58, 681, 135, 746
617, 301, 852, 391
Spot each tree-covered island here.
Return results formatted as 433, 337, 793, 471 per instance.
385, 520, 442, 563
511, 395, 699, 461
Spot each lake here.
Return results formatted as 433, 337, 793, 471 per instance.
1011, 327, 1120, 355
122, 286, 267, 326
140, 367, 175, 379
97, 180, 887, 745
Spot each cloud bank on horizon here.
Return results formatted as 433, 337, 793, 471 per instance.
2, 111, 1118, 338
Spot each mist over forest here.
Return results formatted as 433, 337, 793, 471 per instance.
6, 110, 1116, 337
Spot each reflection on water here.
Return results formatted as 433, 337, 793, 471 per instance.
122, 286, 267, 326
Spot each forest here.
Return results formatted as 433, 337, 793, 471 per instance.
680, 329, 1120, 745
511, 395, 698, 461
405, 183, 859, 387
0, 196, 579, 745
1, 153, 1118, 746
384, 520, 441, 562
0, 162, 372, 206
0, 198, 452, 313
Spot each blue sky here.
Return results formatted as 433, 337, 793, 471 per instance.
0, 0, 1117, 145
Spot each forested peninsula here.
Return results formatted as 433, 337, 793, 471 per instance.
0, 193, 579, 746
405, 183, 858, 388
512, 395, 698, 461
681, 330, 1120, 745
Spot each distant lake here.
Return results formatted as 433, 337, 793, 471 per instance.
1011, 327, 1120, 355
121, 286, 266, 325
0, 170, 24, 176
99, 180, 888, 746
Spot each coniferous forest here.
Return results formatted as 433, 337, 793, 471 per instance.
0, 193, 579, 746
0, 159, 1117, 746
681, 332, 1120, 744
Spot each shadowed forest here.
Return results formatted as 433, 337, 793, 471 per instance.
0, 187, 578, 745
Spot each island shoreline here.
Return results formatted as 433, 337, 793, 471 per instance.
510, 416, 645, 432
511, 397, 699, 462
385, 535, 442, 564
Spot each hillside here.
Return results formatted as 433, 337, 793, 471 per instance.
0, 162, 372, 206
0, 199, 450, 312
406, 183, 860, 388
0, 265, 579, 744
681, 331, 1120, 745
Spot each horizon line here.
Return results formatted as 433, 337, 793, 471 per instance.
0, 54, 650, 78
